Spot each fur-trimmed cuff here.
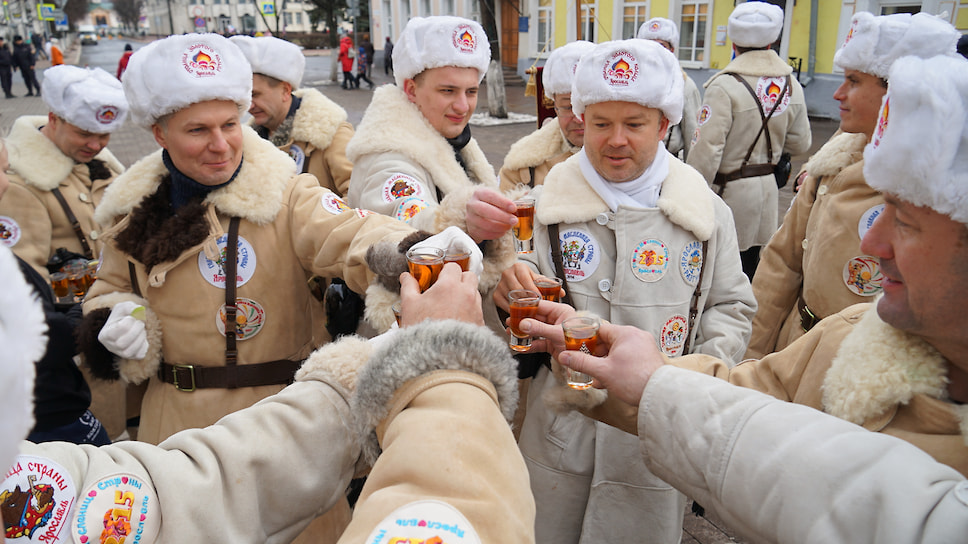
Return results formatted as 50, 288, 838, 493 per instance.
79, 292, 163, 384
351, 320, 518, 465
363, 282, 399, 334
542, 357, 608, 413
295, 334, 373, 397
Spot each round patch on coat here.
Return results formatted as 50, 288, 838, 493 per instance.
756, 76, 791, 116
363, 499, 481, 544
393, 197, 429, 223
321, 193, 352, 215
697, 105, 712, 126
288, 144, 306, 172
73, 473, 160, 544
215, 297, 266, 340
857, 204, 884, 241
355, 208, 374, 218
381, 174, 424, 203
679, 240, 703, 286
690, 127, 701, 147
631, 238, 669, 282
0, 216, 21, 247
660, 315, 688, 357
558, 229, 601, 282
843, 256, 884, 296
197, 234, 256, 289
2, 455, 76, 542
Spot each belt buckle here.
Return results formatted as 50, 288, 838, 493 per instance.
172, 364, 196, 392
801, 304, 818, 332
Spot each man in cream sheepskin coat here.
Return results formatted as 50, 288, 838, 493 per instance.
687, 1, 811, 278
494, 39, 755, 543
345, 16, 519, 332
498, 41, 593, 192
746, 12, 960, 359
231, 35, 355, 197
76, 33, 420, 544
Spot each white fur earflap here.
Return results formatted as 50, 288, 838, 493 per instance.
863, 55, 968, 224
392, 16, 491, 88
636, 18, 679, 52
833, 12, 959, 80
542, 40, 595, 100
727, 1, 783, 48
572, 40, 683, 124
0, 246, 43, 470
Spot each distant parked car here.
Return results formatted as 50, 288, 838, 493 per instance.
80, 32, 98, 45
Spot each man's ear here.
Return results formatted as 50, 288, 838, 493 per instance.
151, 124, 167, 150
403, 78, 418, 104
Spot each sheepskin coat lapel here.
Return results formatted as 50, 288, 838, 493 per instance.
289, 88, 348, 150
704, 49, 793, 88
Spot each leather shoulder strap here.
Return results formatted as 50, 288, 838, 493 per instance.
548, 223, 573, 307
50, 187, 94, 259
224, 217, 241, 379
682, 240, 709, 355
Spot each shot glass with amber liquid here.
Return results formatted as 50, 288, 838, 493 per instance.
508, 289, 541, 352
444, 248, 471, 271
561, 315, 601, 390
406, 247, 445, 293
50, 272, 71, 303
513, 198, 535, 254
535, 276, 563, 302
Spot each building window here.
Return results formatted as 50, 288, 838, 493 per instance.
419, 0, 430, 16
401, 0, 411, 22
536, 0, 553, 53
621, 1, 649, 39
383, 0, 393, 38
284, 11, 292, 24
442, 0, 454, 15
678, 0, 708, 63
580, 0, 597, 42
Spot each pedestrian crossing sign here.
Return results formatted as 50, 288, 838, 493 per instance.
259, 1, 275, 15
38, 3, 55, 20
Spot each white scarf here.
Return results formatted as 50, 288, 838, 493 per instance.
578, 142, 670, 211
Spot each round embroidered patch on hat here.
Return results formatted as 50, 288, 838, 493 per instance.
182, 43, 223, 77
843, 19, 858, 47
649, 20, 662, 33
843, 256, 884, 296
215, 297, 266, 340
680, 240, 703, 286
660, 315, 688, 357
96, 106, 119, 125
381, 173, 424, 203
602, 50, 639, 87
558, 228, 601, 282
0, 216, 22, 247
363, 499, 481, 544
757, 76, 790, 116
393, 196, 429, 223
73, 473, 160, 544
198, 234, 256, 289
321, 193, 352, 215
631, 238, 669, 282
2, 455, 76, 542
697, 105, 711, 126
872, 96, 889, 149
857, 204, 885, 240
452, 25, 478, 54
288, 144, 306, 172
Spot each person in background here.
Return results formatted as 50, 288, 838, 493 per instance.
117, 43, 134, 79
47, 38, 63, 66
30, 31, 47, 60
0, 36, 13, 99
12, 35, 41, 97
339, 33, 357, 89
383, 35, 393, 75
636, 17, 701, 161
361, 32, 374, 77
356, 43, 374, 89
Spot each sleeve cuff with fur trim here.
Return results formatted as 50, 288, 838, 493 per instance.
79, 292, 163, 384
350, 320, 518, 465
295, 334, 373, 398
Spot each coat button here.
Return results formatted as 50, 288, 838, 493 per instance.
596, 213, 609, 225
78, 193, 89, 202
801, 238, 808, 250
89, 230, 98, 241
817, 185, 828, 196
598, 279, 611, 292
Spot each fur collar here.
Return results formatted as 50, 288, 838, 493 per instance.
705, 50, 793, 89
255, 88, 349, 151
346, 85, 497, 195
502, 120, 576, 171
823, 303, 953, 428
803, 131, 867, 178
95, 126, 297, 226
537, 153, 715, 240
7, 115, 124, 191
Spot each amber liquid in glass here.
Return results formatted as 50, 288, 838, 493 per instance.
444, 253, 470, 271
51, 276, 70, 298
535, 280, 561, 302
408, 256, 444, 292
513, 205, 535, 241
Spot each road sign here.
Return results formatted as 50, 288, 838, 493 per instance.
194, 17, 205, 27
189, 5, 204, 17
259, 1, 275, 15
38, 3, 55, 20
53, 8, 67, 30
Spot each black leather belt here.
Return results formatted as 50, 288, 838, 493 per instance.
158, 360, 301, 392
797, 296, 821, 332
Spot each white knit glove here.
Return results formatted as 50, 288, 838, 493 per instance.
411, 226, 484, 279
97, 301, 149, 360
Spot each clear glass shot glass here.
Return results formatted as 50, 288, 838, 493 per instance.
561, 315, 601, 390
513, 198, 535, 254
507, 289, 541, 352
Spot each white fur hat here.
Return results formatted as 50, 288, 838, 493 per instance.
0, 245, 44, 472
542, 40, 595, 100
636, 18, 679, 52
42, 65, 128, 134
571, 39, 683, 124
728, 1, 783, 48
122, 33, 252, 128
833, 12, 959, 80
392, 16, 491, 88
864, 54, 968, 224
229, 35, 305, 89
